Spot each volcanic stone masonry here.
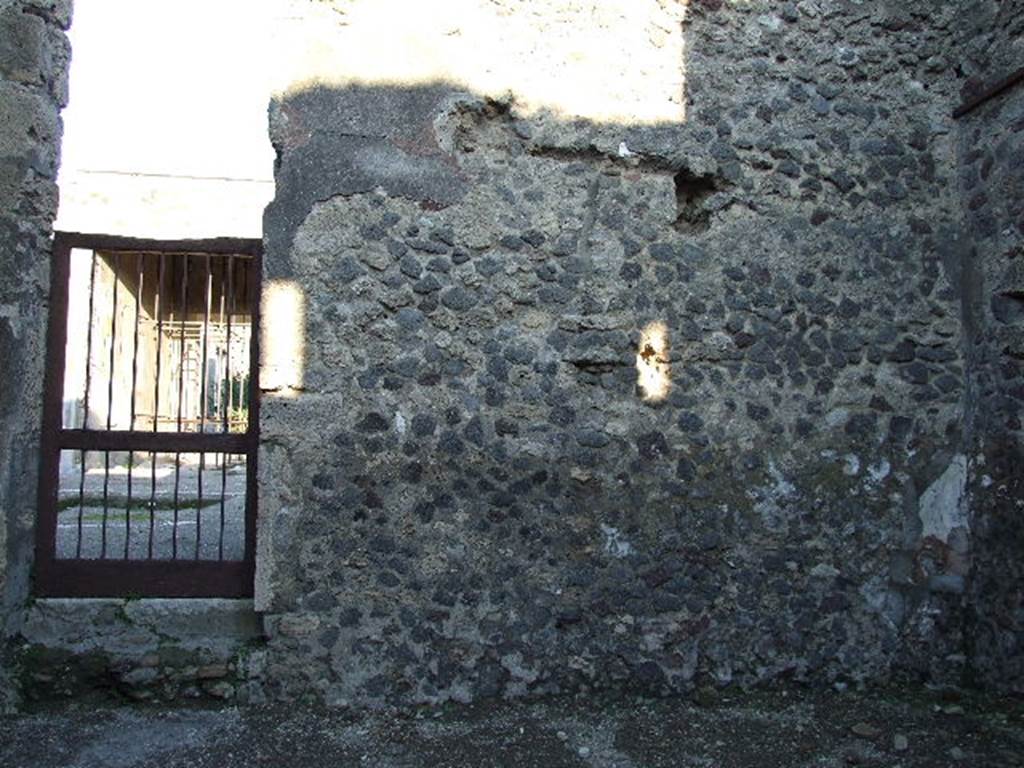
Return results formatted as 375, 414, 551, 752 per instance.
0, 0, 71, 711
0, 0, 1022, 709
255, 0, 1023, 706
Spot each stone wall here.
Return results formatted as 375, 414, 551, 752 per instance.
256, 0, 987, 706
954, 0, 1024, 691
0, 0, 70, 710
2, 0, 1022, 712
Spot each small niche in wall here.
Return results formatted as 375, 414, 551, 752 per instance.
991, 290, 1024, 325
673, 167, 724, 233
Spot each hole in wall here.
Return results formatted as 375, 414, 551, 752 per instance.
991, 290, 1024, 325
446, 96, 517, 154
673, 167, 723, 233
571, 360, 622, 376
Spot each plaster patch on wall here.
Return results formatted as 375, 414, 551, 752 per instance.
825, 409, 849, 428
767, 462, 796, 498
600, 524, 633, 559
868, 460, 891, 484
0, 304, 19, 338
919, 454, 968, 543
750, 463, 797, 531
843, 454, 861, 476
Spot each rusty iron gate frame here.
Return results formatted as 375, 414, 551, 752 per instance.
34, 232, 262, 598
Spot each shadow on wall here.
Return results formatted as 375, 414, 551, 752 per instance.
249, 69, 771, 627
254, 76, 729, 699
258, 78, 724, 403
250, 1, 997, 706
256, 0, 693, 404
251, 73, 978, 708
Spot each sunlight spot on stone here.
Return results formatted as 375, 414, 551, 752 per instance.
261, 280, 305, 396
636, 321, 670, 403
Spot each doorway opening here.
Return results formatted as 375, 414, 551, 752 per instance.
34, 232, 261, 598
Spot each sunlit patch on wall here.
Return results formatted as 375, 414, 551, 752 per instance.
636, 321, 671, 403
261, 280, 306, 395
274, 0, 689, 125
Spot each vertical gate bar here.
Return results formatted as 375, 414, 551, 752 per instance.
225, 256, 233, 432
218, 451, 227, 561
130, 253, 143, 429
172, 451, 181, 559
176, 255, 189, 432
36, 235, 72, 577
106, 253, 118, 432
125, 253, 143, 558
200, 254, 211, 434
83, 251, 97, 426
174, 256, 189, 558
196, 450, 204, 560
154, 253, 165, 433
147, 450, 156, 560
75, 449, 86, 559
227, 371, 234, 431
219, 258, 230, 559
227, 261, 236, 432
100, 252, 119, 560
217, 259, 226, 431
196, 255, 212, 559
125, 447, 133, 559
76, 251, 98, 558
100, 449, 110, 558
244, 252, 261, 571
148, 254, 165, 559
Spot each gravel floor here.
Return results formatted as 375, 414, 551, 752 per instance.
2, 686, 1022, 767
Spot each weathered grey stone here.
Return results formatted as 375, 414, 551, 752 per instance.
1, 0, 1021, 713
0, 7, 44, 86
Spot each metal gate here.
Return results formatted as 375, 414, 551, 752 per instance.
34, 233, 261, 597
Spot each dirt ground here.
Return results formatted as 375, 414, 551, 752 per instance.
2, 685, 1022, 767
